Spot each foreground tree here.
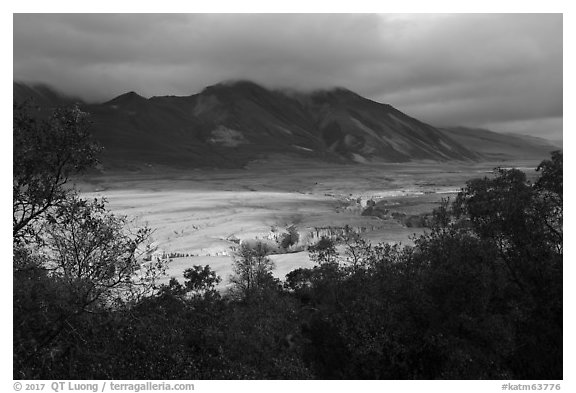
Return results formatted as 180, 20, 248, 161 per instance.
279, 225, 300, 250
229, 242, 277, 300
43, 196, 164, 307
307, 236, 338, 265
13, 103, 100, 243
13, 104, 164, 378
448, 153, 563, 378
183, 265, 222, 298
288, 152, 562, 379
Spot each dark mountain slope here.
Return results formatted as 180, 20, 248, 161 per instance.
81, 81, 482, 168
15, 80, 556, 169
87, 91, 222, 168
14, 82, 84, 108
183, 81, 324, 152
302, 88, 480, 162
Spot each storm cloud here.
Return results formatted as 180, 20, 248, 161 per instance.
13, 13, 563, 140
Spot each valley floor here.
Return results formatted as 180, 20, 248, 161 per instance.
76, 158, 542, 287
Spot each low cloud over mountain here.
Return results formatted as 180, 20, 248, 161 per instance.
13, 14, 562, 141
14, 81, 558, 170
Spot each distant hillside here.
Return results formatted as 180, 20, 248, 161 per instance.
14, 82, 84, 108
440, 126, 559, 161
15, 80, 556, 169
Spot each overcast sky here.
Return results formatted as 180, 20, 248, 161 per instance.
13, 13, 563, 140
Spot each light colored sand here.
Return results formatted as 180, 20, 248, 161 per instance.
158, 252, 316, 289
78, 160, 540, 285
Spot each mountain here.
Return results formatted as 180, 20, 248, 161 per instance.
84, 80, 482, 169
13, 81, 84, 108
13, 80, 557, 169
439, 126, 559, 161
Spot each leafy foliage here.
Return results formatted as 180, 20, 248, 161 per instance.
287, 152, 562, 379
44, 196, 163, 307
13, 105, 164, 378
13, 103, 100, 243
229, 242, 278, 300
279, 225, 300, 250
307, 236, 337, 265
183, 265, 221, 298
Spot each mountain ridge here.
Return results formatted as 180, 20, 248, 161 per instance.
440, 126, 560, 161
14, 80, 559, 169
14, 81, 85, 107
